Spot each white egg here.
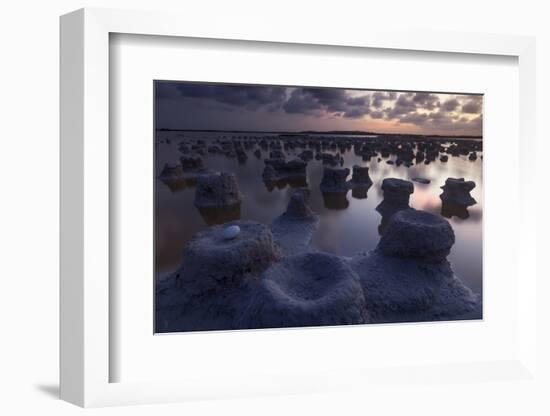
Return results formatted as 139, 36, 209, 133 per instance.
222, 225, 240, 240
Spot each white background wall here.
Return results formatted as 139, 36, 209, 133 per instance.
0, 0, 548, 414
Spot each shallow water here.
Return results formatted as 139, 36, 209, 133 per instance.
155, 131, 483, 295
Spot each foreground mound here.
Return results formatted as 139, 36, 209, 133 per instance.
156, 206, 481, 332
350, 209, 480, 323
155, 221, 280, 332
238, 252, 369, 329
378, 208, 455, 263
350, 252, 480, 323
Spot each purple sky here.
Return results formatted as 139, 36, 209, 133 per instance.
155, 81, 483, 136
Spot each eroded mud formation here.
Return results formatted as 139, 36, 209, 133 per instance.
271, 188, 320, 255
440, 178, 477, 206
155, 134, 482, 332
320, 167, 350, 193
347, 165, 373, 189
375, 178, 414, 234
156, 193, 481, 332
262, 158, 307, 182
194, 172, 242, 208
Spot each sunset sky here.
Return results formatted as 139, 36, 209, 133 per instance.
155, 82, 483, 137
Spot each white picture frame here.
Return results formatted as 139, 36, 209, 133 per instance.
60, 7, 539, 408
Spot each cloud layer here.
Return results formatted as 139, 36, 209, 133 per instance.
156, 82, 483, 136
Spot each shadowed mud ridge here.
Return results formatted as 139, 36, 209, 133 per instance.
156, 191, 481, 332
271, 188, 320, 255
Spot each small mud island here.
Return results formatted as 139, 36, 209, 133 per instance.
156, 186, 481, 332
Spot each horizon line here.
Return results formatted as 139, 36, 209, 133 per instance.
155, 127, 483, 139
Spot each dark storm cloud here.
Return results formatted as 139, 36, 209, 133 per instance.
378, 91, 482, 135
283, 89, 323, 115
412, 93, 439, 110
155, 82, 182, 99
462, 99, 482, 114
158, 82, 289, 111
282, 87, 371, 119
429, 110, 447, 121
301, 88, 347, 110
399, 112, 429, 125
392, 106, 483, 134
372, 91, 397, 108
155, 81, 482, 135
385, 93, 418, 119
343, 107, 370, 119
385, 92, 443, 120
442, 98, 460, 112
369, 110, 385, 119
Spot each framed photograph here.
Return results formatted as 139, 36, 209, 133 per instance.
153, 80, 484, 334
60, 8, 539, 408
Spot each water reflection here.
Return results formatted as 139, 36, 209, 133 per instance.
160, 177, 197, 193
197, 203, 241, 226
441, 201, 471, 219
322, 191, 350, 210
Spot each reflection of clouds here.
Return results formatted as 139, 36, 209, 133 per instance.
311, 211, 346, 253
467, 206, 483, 221
410, 185, 441, 216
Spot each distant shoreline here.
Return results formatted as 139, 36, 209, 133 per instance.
156, 128, 482, 140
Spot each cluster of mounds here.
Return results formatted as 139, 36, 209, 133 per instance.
158, 155, 213, 191
316, 152, 344, 166
157, 133, 482, 212
157, 133, 482, 181
373, 176, 478, 227
156, 190, 481, 333
319, 165, 373, 194
316, 165, 375, 208
262, 158, 308, 183
159, 134, 479, 220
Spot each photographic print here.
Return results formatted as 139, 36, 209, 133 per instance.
154, 81, 483, 333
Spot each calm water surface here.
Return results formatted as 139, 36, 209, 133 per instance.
155, 131, 483, 295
